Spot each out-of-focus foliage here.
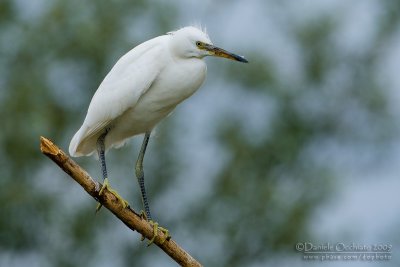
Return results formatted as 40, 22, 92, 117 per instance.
0, 1, 178, 266
184, 7, 398, 264
0, 1, 399, 267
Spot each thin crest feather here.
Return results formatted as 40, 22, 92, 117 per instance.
167, 24, 209, 39
191, 22, 208, 37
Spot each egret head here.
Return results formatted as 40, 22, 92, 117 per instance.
169, 26, 248, 63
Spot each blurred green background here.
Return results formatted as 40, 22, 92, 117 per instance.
1, 0, 399, 266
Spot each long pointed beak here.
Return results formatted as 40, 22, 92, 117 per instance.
205, 44, 248, 63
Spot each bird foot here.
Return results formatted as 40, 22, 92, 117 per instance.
140, 211, 171, 246
96, 178, 129, 212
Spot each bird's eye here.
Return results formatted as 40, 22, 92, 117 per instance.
196, 41, 202, 47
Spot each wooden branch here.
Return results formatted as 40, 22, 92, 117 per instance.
40, 136, 202, 267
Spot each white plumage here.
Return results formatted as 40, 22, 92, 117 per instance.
68, 25, 247, 231
69, 27, 210, 156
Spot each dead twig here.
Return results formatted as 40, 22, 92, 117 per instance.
40, 136, 202, 267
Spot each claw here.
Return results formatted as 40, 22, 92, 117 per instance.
157, 225, 171, 245
146, 220, 171, 246
140, 211, 147, 241
147, 221, 159, 245
96, 178, 129, 213
139, 211, 171, 245
140, 210, 148, 220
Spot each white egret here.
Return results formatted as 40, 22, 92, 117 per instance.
69, 26, 248, 243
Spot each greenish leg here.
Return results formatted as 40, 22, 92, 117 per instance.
136, 132, 171, 245
96, 131, 128, 213
136, 132, 152, 220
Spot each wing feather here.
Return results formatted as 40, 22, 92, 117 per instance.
69, 36, 168, 156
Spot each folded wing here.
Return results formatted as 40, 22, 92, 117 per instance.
69, 37, 167, 156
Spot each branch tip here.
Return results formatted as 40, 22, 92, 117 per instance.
40, 136, 58, 156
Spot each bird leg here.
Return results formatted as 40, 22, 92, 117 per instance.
136, 132, 152, 220
136, 132, 171, 245
96, 132, 128, 212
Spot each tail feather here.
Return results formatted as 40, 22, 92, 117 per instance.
69, 126, 97, 157
69, 128, 84, 157
69, 125, 134, 157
